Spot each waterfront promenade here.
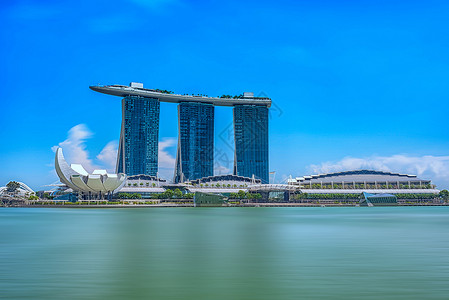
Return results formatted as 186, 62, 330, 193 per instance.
3, 202, 448, 208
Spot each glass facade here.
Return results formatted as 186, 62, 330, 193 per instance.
360, 192, 398, 206
117, 96, 160, 176
174, 102, 214, 183
233, 105, 269, 183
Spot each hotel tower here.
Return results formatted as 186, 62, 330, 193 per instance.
90, 83, 271, 183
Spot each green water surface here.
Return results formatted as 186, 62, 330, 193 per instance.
1, 207, 448, 299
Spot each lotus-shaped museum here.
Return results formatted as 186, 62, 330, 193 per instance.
55, 148, 126, 198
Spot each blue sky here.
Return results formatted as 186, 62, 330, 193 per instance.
1, 0, 449, 190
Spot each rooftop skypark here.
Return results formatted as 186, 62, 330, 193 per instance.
90, 83, 272, 107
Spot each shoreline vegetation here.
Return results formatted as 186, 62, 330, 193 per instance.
2, 189, 448, 208
2, 201, 448, 208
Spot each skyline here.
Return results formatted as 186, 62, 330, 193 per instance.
1, 0, 449, 190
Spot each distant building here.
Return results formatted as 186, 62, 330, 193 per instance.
186, 175, 260, 194
126, 174, 167, 182
262, 170, 440, 204
360, 192, 398, 206
0, 181, 34, 198
117, 96, 160, 176
90, 169, 439, 204
174, 102, 214, 183
288, 170, 433, 189
55, 148, 126, 200
189, 174, 260, 186
233, 105, 269, 183
194, 192, 226, 207
90, 83, 272, 182
118, 174, 167, 197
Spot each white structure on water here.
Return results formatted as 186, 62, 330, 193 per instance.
55, 148, 126, 199
0, 181, 35, 198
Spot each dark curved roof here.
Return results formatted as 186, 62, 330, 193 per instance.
190, 174, 261, 184
295, 170, 430, 184
127, 174, 167, 182
313, 170, 417, 179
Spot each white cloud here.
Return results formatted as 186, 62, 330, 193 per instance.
97, 141, 118, 172
54, 124, 98, 172
53, 124, 118, 173
159, 138, 176, 168
214, 146, 233, 176
157, 138, 176, 180
308, 154, 449, 188
53, 128, 222, 183
158, 138, 235, 180
214, 163, 231, 176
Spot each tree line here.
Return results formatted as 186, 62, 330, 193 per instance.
116, 188, 194, 200
228, 190, 262, 200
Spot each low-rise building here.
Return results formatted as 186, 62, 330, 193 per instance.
288, 170, 437, 194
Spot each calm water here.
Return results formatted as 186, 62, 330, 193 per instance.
1, 207, 449, 300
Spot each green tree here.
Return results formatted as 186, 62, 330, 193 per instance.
43, 192, 53, 199
439, 190, 449, 200
237, 190, 246, 199
174, 188, 183, 199
163, 189, 174, 199
131, 193, 142, 199
117, 193, 130, 199
6, 181, 20, 193
184, 193, 194, 199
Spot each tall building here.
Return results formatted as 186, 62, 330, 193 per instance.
116, 96, 160, 176
174, 102, 214, 183
233, 105, 269, 183
90, 83, 271, 182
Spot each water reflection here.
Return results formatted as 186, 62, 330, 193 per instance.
1, 207, 449, 299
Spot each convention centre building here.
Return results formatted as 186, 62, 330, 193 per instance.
287, 170, 434, 191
